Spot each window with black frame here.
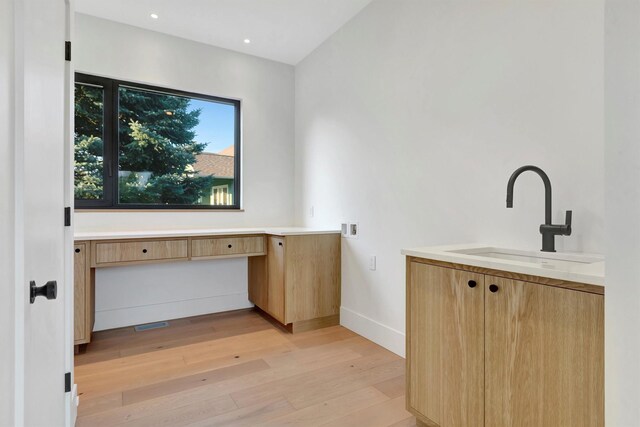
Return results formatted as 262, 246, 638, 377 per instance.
74, 74, 241, 209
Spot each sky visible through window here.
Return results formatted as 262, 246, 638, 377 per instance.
188, 99, 235, 154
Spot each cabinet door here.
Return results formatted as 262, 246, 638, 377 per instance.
74, 243, 87, 343
283, 234, 341, 323
485, 276, 604, 427
267, 236, 285, 323
407, 262, 484, 427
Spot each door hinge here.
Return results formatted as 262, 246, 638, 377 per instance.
65, 41, 71, 61
64, 372, 71, 393
64, 207, 71, 227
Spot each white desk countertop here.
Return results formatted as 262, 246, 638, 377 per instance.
74, 227, 341, 241
402, 243, 605, 287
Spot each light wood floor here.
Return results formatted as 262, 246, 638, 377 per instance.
75, 309, 416, 426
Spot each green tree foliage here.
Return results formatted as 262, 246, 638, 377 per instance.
118, 87, 214, 205
74, 84, 105, 200
74, 84, 214, 205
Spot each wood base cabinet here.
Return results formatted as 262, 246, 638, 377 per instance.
73, 232, 340, 347
406, 259, 604, 427
74, 241, 94, 345
248, 234, 341, 332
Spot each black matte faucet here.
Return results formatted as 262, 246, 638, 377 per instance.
506, 165, 572, 252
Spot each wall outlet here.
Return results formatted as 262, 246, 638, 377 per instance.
310, 206, 314, 218
341, 223, 349, 237
369, 255, 376, 271
349, 222, 359, 239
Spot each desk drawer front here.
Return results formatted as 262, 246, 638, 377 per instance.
95, 239, 188, 265
192, 236, 265, 258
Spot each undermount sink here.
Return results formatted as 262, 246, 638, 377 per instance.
448, 247, 603, 269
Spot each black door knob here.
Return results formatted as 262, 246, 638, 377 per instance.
30, 280, 57, 304
142, 249, 148, 253
468, 280, 477, 288
489, 284, 499, 293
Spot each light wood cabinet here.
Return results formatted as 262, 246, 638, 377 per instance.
191, 235, 265, 259
93, 238, 188, 266
74, 231, 341, 347
74, 242, 94, 345
484, 275, 604, 427
406, 259, 604, 427
407, 262, 484, 427
266, 236, 285, 322
249, 233, 341, 332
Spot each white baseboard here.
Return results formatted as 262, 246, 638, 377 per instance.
94, 292, 253, 331
340, 306, 405, 357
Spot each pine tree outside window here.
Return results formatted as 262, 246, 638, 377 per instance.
74, 74, 241, 209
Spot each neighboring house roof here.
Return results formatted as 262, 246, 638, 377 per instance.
218, 145, 235, 156
194, 152, 234, 179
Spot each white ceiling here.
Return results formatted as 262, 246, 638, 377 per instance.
75, 0, 373, 65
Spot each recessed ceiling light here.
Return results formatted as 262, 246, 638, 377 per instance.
243, 39, 251, 44
150, 13, 159, 19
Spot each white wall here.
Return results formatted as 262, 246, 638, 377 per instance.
0, 0, 15, 424
93, 258, 251, 330
295, 0, 605, 355
75, 14, 295, 329
604, 1, 640, 425
75, 14, 295, 232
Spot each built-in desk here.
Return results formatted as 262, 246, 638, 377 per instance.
74, 227, 341, 346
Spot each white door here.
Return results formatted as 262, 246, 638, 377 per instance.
0, 0, 17, 423
1, 0, 70, 425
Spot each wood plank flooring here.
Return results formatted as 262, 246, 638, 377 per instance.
75, 309, 416, 426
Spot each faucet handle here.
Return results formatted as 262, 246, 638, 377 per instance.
564, 210, 572, 235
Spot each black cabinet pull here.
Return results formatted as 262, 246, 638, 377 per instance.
468, 280, 477, 288
75, 248, 81, 253
228, 244, 232, 248
489, 284, 499, 293
142, 249, 148, 254
279, 242, 283, 246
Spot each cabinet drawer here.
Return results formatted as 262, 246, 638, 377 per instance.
94, 239, 188, 265
192, 236, 265, 258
